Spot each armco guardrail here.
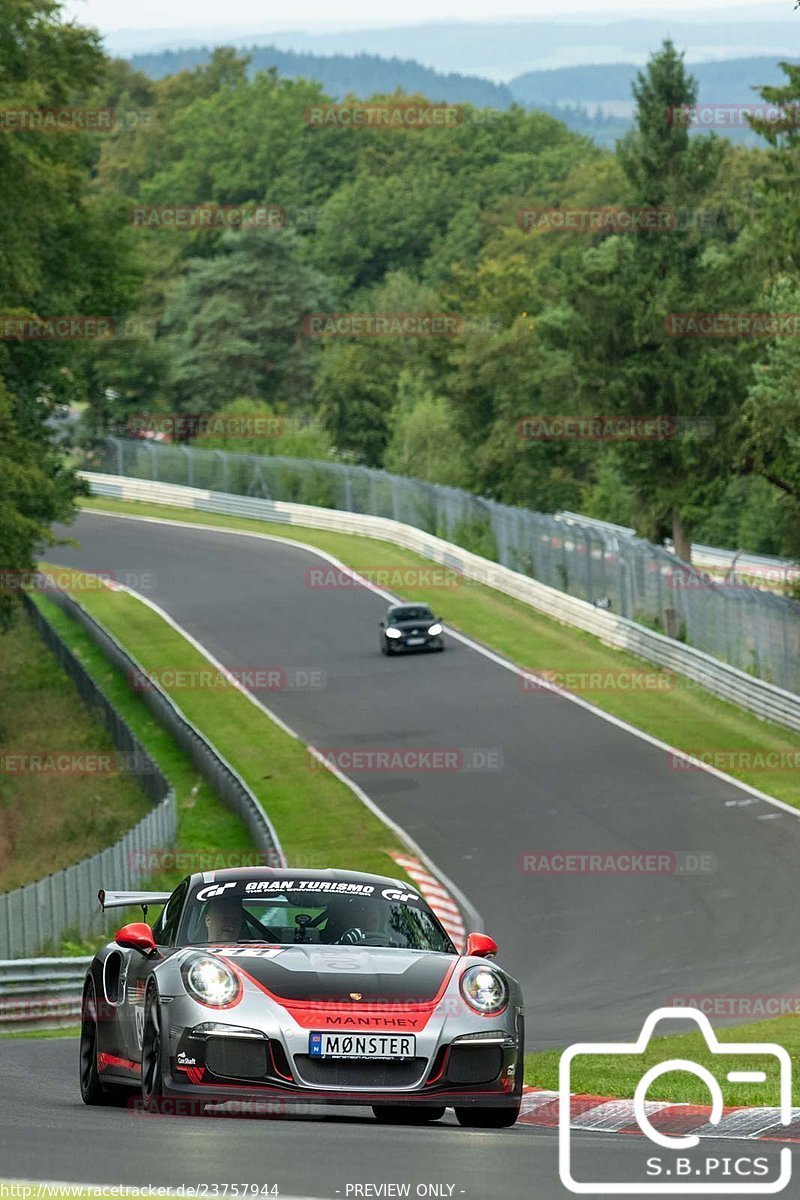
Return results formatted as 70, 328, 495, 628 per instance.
89, 438, 800, 694
80, 472, 800, 735
0, 597, 177, 959
0, 957, 91, 1032
40, 582, 286, 873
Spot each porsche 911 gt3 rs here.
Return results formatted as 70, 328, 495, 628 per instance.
80, 868, 524, 1126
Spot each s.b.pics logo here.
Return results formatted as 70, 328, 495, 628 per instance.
559, 1008, 792, 1194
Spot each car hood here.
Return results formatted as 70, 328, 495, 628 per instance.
390, 620, 435, 632
212, 945, 456, 1003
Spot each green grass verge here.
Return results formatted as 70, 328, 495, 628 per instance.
0, 607, 151, 892
78, 496, 800, 810
30, 590, 257, 904
0, 1025, 80, 1040
525, 1014, 800, 1107
36, 566, 413, 884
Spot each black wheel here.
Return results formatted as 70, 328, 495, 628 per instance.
141, 981, 168, 1111
454, 1104, 520, 1128
79, 978, 129, 1106
380, 639, 387, 655
372, 1106, 446, 1124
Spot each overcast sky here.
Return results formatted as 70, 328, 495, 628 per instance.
63, 0, 788, 35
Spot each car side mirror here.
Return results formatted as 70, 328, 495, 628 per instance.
379, 620, 385, 627
115, 922, 158, 957
465, 932, 498, 959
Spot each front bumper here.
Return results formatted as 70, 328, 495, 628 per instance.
164, 1020, 521, 1108
385, 634, 444, 652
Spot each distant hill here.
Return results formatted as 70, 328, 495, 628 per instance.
128, 45, 515, 109
508, 56, 797, 107
125, 47, 796, 150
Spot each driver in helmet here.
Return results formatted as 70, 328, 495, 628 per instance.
204, 895, 244, 943
324, 895, 384, 945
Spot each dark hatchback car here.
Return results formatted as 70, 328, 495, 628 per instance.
379, 604, 445, 655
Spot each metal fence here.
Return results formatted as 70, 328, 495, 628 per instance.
93, 437, 800, 694
41, 584, 286, 872
0, 598, 177, 959
0, 957, 91, 1031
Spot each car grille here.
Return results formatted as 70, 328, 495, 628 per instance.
446, 1044, 503, 1085
206, 1037, 268, 1081
293, 1055, 428, 1089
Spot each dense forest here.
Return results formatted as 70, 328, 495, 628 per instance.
3, 0, 800, 612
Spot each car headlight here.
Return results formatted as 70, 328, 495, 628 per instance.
427, 623, 443, 636
182, 956, 240, 1008
460, 965, 509, 1014
385, 627, 402, 638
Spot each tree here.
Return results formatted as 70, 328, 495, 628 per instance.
737, 277, 800, 560
0, 0, 128, 613
316, 271, 444, 464
558, 42, 747, 560
383, 369, 470, 486
0, 384, 84, 628
160, 228, 333, 412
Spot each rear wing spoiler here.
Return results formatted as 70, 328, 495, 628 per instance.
99, 890, 172, 912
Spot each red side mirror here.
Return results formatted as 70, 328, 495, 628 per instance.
465, 932, 498, 959
115, 922, 157, 957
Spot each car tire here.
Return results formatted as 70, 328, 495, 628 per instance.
141, 981, 169, 1112
79, 977, 129, 1107
372, 1105, 446, 1124
454, 1103, 520, 1128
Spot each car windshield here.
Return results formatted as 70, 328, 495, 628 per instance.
388, 607, 434, 625
179, 880, 456, 953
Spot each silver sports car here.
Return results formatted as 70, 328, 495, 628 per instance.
80, 867, 524, 1126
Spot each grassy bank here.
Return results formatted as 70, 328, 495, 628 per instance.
35, 568, 413, 881
0, 606, 151, 892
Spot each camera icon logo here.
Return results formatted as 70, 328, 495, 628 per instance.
559, 1007, 793, 1194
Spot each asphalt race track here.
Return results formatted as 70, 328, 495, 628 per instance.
7, 509, 799, 1198
2, 1039, 794, 1198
